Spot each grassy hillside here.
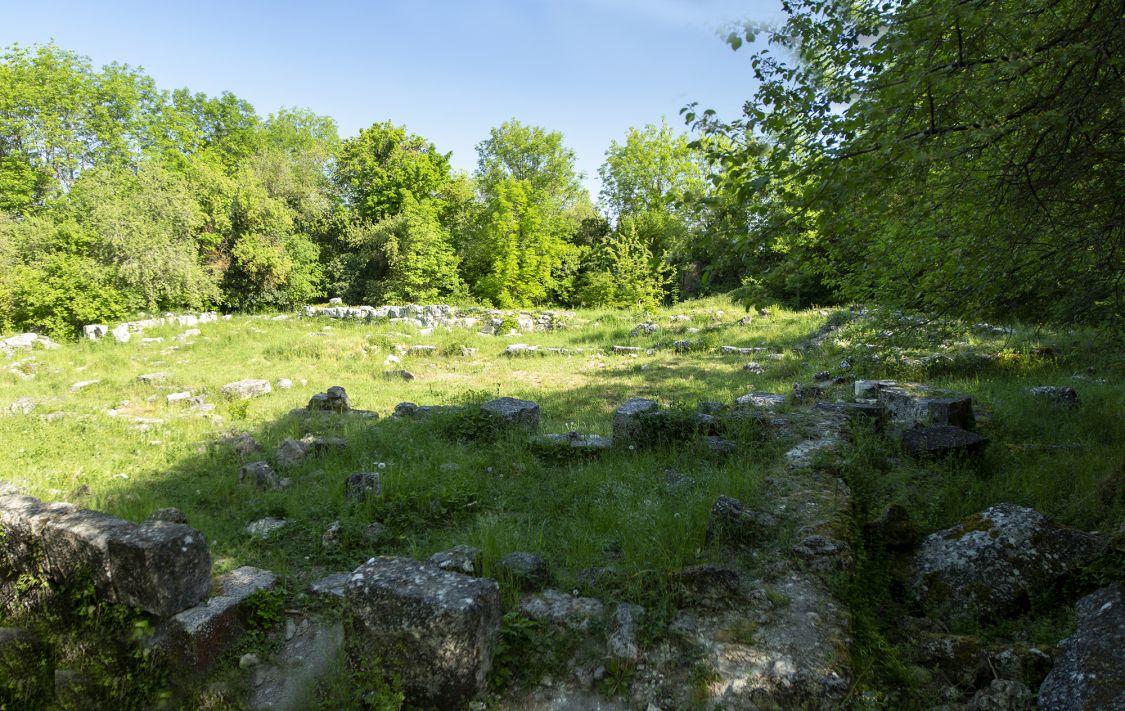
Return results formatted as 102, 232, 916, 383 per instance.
1, 296, 1122, 707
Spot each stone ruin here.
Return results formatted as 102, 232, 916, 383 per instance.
82, 311, 222, 343
2, 379, 1120, 709
303, 302, 571, 333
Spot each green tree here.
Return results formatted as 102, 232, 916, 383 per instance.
335, 121, 452, 223
598, 122, 706, 220
465, 121, 589, 306
692, 0, 1124, 324
475, 120, 583, 208
373, 196, 466, 303
577, 216, 673, 309
468, 177, 581, 307
63, 161, 220, 311
0, 43, 162, 209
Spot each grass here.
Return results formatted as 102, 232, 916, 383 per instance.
1, 296, 1123, 707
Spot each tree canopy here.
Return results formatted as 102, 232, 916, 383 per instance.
689, 0, 1123, 325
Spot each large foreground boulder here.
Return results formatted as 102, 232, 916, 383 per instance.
1038, 583, 1125, 710
0, 494, 211, 617
105, 520, 213, 617
344, 556, 501, 708
912, 504, 1106, 622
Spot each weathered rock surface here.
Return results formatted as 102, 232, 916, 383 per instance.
344, 472, 381, 501
428, 544, 482, 575
239, 461, 279, 489
902, 424, 988, 457
912, 504, 1106, 621
155, 566, 276, 673
37, 507, 134, 589
83, 324, 109, 340
815, 400, 887, 428
720, 346, 764, 355
146, 507, 189, 525
275, 435, 346, 468
248, 618, 345, 711
1025, 386, 1080, 408
854, 379, 896, 399
392, 401, 462, 419
736, 391, 787, 409
8, 396, 34, 415
672, 571, 851, 709
973, 679, 1033, 711
344, 556, 502, 708
611, 398, 659, 445
519, 589, 604, 631
246, 518, 288, 539
531, 432, 613, 453
309, 572, 351, 599
876, 382, 976, 429
1038, 583, 1125, 710
0, 495, 76, 573
1, 494, 212, 617
221, 379, 272, 399
306, 385, 350, 413
105, 520, 212, 616
607, 602, 643, 663
706, 495, 778, 546
481, 397, 541, 432
498, 552, 550, 590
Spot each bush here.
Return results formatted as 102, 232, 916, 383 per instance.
10, 253, 131, 337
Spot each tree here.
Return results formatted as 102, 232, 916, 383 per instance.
691, 0, 1125, 324
577, 216, 673, 309
467, 177, 581, 307
0, 43, 162, 209
475, 120, 583, 208
335, 121, 452, 223
599, 122, 706, 221
465, 121, 589, 306
372, 196, 466, 304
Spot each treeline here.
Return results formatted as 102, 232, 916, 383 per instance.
0, 43, 757, 337
6, 0, 1121, 341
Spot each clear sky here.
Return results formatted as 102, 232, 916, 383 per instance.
2, 0, 783, 195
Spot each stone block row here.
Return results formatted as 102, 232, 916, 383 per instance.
0, 494, 211, 617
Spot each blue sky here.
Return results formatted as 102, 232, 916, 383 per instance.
3, 0, 783, 194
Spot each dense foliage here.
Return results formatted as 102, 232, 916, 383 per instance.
0, 44, 736, 336
689, 0, 1123, 325
2, 7, 1121, 336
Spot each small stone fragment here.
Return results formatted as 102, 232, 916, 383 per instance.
497, 552, 550, 590
344, 472, 381, 501
221, 379, 272, 399
246, 518, 288, 539
239, 461, 279, 489
428, 544, 482, 575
